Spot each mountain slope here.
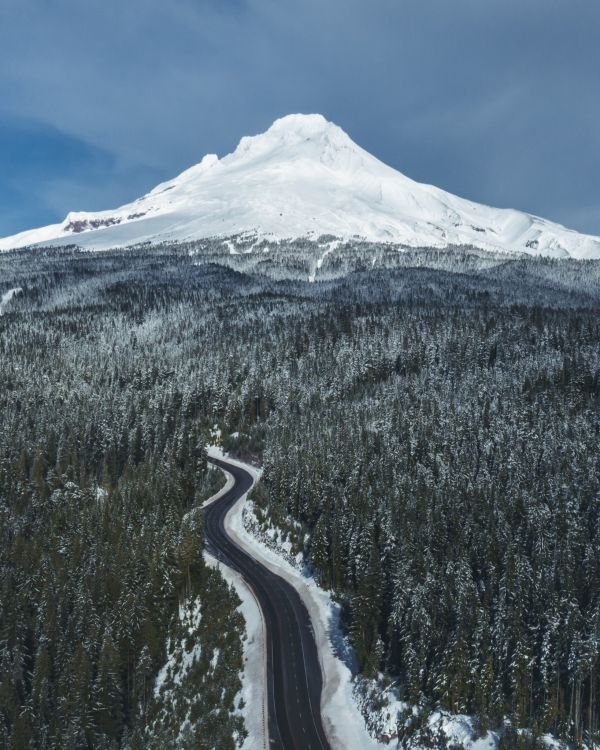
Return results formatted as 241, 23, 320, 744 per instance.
2, 113, 599, 258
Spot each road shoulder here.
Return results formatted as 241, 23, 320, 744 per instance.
204, 449, 268, 750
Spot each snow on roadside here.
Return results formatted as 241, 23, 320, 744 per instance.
204, 446, 267, 750
205, 553, 268, 750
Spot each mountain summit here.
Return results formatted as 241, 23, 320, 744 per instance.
2, 113, 599, 258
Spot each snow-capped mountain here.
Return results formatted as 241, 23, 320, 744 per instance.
2, 113, 599, 258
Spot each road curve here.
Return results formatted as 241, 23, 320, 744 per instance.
204, 455, 331, 750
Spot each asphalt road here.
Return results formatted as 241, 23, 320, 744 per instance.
204, 455, 332, 750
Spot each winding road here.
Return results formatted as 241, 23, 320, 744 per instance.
204, 455, 332, 750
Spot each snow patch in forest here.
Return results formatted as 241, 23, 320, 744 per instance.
426, 712, 498, 749
309, 240, 342, 282
94, 485, 108, 502
0, 287, 22, 314
154, 598, 203, 698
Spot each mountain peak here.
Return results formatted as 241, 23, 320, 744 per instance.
266, 113, 346, 142
225, 113, 359, 170
1, 114, 599, 259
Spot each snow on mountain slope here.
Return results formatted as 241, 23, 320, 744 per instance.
1, 113, 599, 258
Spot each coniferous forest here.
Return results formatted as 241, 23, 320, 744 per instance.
1, 241, 599, 748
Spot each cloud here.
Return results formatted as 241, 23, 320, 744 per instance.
0, 114, 160, 234
0, 0, 599, 235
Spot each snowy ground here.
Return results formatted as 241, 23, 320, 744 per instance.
154, 599, 203, 698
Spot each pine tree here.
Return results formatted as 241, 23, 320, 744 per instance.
93, 630, 124, 743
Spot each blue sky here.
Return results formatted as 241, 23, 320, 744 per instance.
1, 0, 599, 237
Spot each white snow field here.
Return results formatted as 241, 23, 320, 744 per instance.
1, 114, 599, 258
